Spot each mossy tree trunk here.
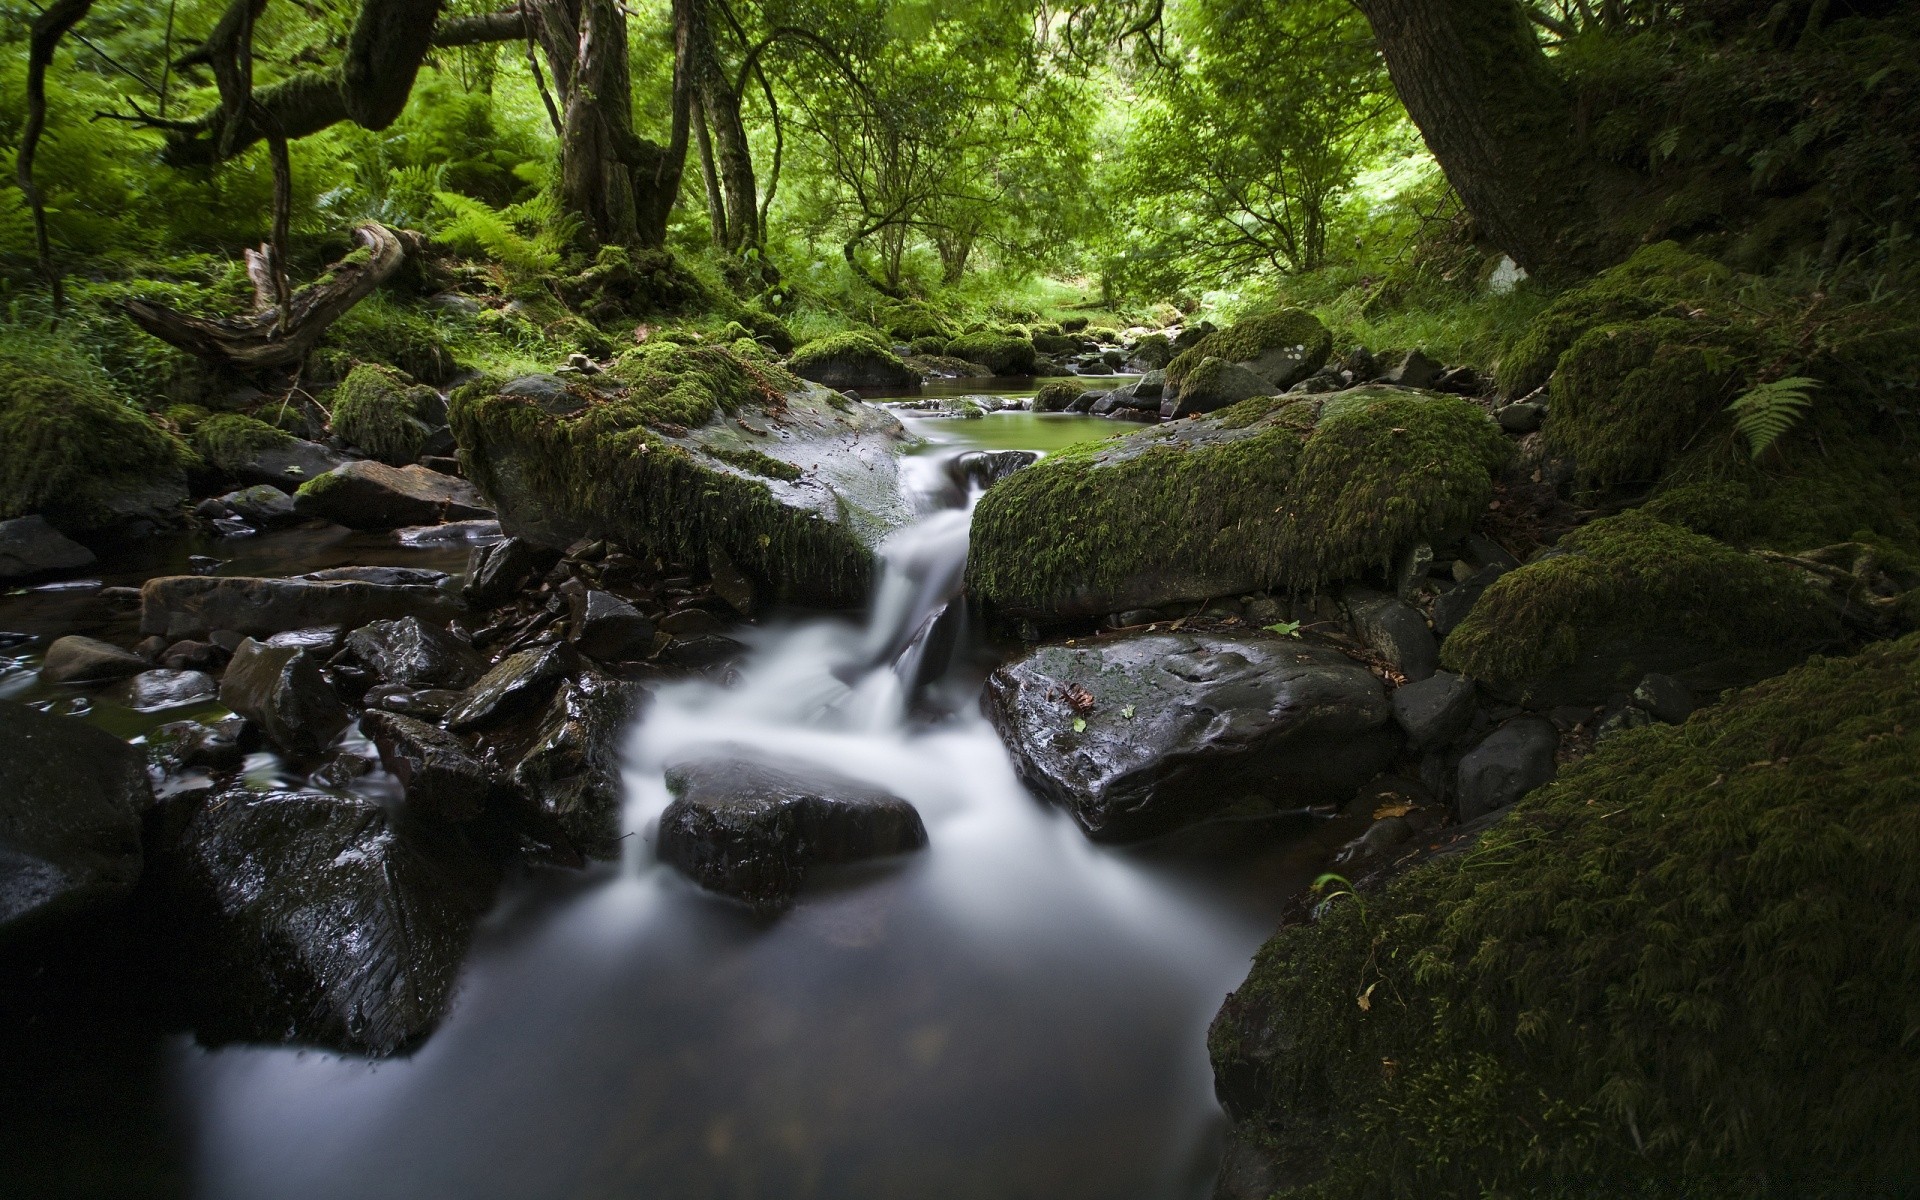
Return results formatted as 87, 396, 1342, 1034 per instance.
690, 0, 763, 255
1351, 0, 1644, 280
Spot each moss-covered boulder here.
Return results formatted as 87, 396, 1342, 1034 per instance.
944, 331, 1038, 376
1128, 332, 1174, 369
1441, 510, 1839, 704
325, 301, 459, 385
786, 331, 917, 391
1210, 633, 1920, 1196
1544, 317, 1743, 487
452, 342, 915, 608
1165, 308, 1332, 399
1495, 241, 1732, 399
330, 364, 444, 466
189, 413, 294, 475
0, 360, 191, 534
1031, 379, 1087, 413
873, 302, 951, 342
966, 387, 1510, 619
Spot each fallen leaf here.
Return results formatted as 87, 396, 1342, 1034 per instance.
1358, 982, 1378, 1012
1072, 717, 1087, 733
1373, 803, 1412, 819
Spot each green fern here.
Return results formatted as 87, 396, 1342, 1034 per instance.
1727, 375, 1817, 458
431, 192, 561, 280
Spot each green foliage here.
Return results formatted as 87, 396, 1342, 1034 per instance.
787, 330, 908, 381
1727, 375, 1818, 458
1214, 632, 1920, 1196
432, 192, 565, 283
324, 296, 461, 385
1440, 510, 1836, 695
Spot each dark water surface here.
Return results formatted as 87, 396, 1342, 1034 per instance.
2, 382, 1342, 1200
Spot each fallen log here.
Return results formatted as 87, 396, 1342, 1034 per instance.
122, 222, 405, 371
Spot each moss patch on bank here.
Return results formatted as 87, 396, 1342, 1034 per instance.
966, 388, 1506, 617
0, 354, 194, 529
1211, 632, 1920, 1197
1441, 509, 1837, 696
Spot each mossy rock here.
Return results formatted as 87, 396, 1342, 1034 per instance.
786, 331, 917, 391
1495, 241, 1732, 399
965, 387, 1509, 619
451, 344, 914, 608
1211, 632, 1920, 1197
908, 335, 947, 357
873, 302, 951, 342
1165, 308, 1331, 395
1032, 331, 1083, 356
1032, 379, 1087, 413
194, 413, 295, 474
0, 361, 192, 534
943, 331, 1038, 377
331, 365, 442, 466
1440, 509, 1839, 704
326, 304, 459, 385
1128, 333, 1174, 368
1545, 317, 1744, 488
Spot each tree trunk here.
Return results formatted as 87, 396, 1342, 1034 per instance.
1352, 0, 1640, 279
692, 92, 730, 248
690, 2, 761, 254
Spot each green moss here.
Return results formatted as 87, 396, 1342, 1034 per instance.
326, 300, 459, 384
1164, 308, 1332, 391
908, 335, 948, 357
1495, 241, 1731, 399
874, 302, 951, 342
194, 413, 295, 473
787, 331, 908, 383
966, 388, 1505, 616
1129, 332, 1173, 368
1213, 633, 1920, 1196
1032, 331, 1082, 356
604, 341, 799, 431
1032, 379, 1087, 412
164, 403, 211, 432
1440, 510, 1835, 694
329, 364, 437, 466
1545, 318, 1743, 487
944, 331, 1038, 376
1287, 392, 1513, 584
708, 445, 802, 481
0, 366, 194, 527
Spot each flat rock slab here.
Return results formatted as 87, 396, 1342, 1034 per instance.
226, 438, 344, 489
658, 758, 928, 911
149, 789, 491, 1056
141, 575, 461, 642
294, 461, 493, 530
0, 699, 154, 937
984, 632, 1400, 841
0, 515, 95, 580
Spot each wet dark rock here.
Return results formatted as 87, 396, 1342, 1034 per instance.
216, 485, 297, 527
1434, 365, 1484, 394
0, 699, 153, 938
1431, 564, 1508, 638
343, 616, 484, 690
1381, 348, 1440, 389
984, 632, 1399, 841
148, 788, 491, 1056
226, 437, 345, 490
1159, 359, 1268, 419
1456, 717, 1559, 822
39, 635, 148, 684
658, 608, 726, 637
1345, 588, 1439, 683
446, 643, 577, 733
661, 634, 747, 668
141, 575, 461, 642
145, 718, 249, 777
306, 565, 450, 587
127, 669, 218, 712
658, 757, 927, 910
218, 639, 350, 757
708, 545, 757, 617
1630, 672, 1694, 724
464, 537, 562, 608
0, 515, 95, 581
1214, 1132, 1289, 1200
362, 685, 464, 720
1391, 670, 1477, 751
949, 450, 1038, 492
361, 711, 499, 822
263, 625, 347, 656
294, 461, 493, 530
500, 673, 647, 860
395, 518, 501, 546
568, 590, 656, 662
309, 746, 379, 790
1134, 369, 1166, 400
159, 639, 228, 672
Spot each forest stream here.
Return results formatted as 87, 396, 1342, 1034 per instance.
2, 383, 1354, 1200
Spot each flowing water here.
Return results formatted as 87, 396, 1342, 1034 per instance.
5, 386, 1348, 1199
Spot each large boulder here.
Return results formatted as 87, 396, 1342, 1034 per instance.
221, 436, 345, 490
149, 788, 492, 1056
1208, 632, 1920, 1196
1164, 308, 1331, 403
38, 635, 147, 684
140, 574, 461, 642
0, 700, 153, 939
293, 461, 492, 530
786, 332, 918, 391
943, 331, 1039, 376
329, 364, 445, 466
983, 632, 1400, 841
361, 711, 502, 822
452, 342, 915, 608
0, 515, 95, 580
0, 360, 191, 534
967, 388, 1510, 619
497, 672, 647, 860
1441, 510, 1840, 705
218, 638, 350, 756
1158, 358, 1269, 418
658, 757, 928, 910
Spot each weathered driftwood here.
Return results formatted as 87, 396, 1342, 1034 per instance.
122, 223, 404, 371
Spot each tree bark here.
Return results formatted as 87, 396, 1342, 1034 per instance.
19, 0, 97, 313
690, 0, 760, 253
1352, 0, 1640, 279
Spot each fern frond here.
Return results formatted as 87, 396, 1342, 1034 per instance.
1727, 375, 1817, 458
432, 191, 561, 280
